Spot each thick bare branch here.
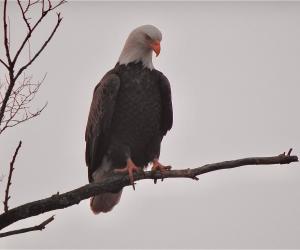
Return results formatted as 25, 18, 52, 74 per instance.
0, 150, 297, 232
0, 75, 15, 125
3, 141, 22, 213
0, 0, 15, 125
0, 215, 54, 238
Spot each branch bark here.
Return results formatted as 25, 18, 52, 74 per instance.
0, 150, 298, 233
3, 0, 12, 66
3, 141, 22, 212
0, 215, 54, 238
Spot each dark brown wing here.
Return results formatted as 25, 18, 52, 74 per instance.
158, 73, 173, 135
85, 72, 120, 182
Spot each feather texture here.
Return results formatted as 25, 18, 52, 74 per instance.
85, 25, 172, 213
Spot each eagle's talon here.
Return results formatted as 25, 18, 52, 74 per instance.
114, 159, 140, 190
151, 159, 170, 182
151, 160, 171, 172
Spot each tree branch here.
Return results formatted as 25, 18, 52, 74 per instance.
0, 0, 65, 131
0, 215, 54, 238
0, 58, 9, 69
3, 0, 12, 66
0, 150, 297, 232
0, 73, 48, 134
17, 0, 32, 32
12, 0, 65, 68
14, 13, 62, 80
0, 0, 15, 126
3, 141, 22, 213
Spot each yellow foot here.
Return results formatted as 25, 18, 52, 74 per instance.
151, 159, 171, 183
114, 159, 140, 190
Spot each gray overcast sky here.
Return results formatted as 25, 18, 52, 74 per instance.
1, 1, 300, 249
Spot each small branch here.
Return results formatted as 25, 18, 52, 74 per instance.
49, 0, 66, 11
0, 75, 15, 125
0, 0, 64, 129
28, 39, 32, 61
17, 0, 31, 32
47, 0, 52, 9
12, 0, 65, 68
0, 72, 48, 134
3, 0, 12, 66
0, 73, 48, 134
26, 1, 41, 13
14, 13, 63, 80
0, 58, 9, 69
0, 102, 47, 134
0, 0, 16, 125
3, 141, 22, 213
0, 150, 297, 231
0, 215, 54, 238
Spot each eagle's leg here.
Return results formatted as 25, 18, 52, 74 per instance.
151, 158, 171, 183
114, 158, 139, 190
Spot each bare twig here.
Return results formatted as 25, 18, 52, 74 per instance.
14, 13, 63, 80
47, 0, 52, 9
0, 73, 47, 134
0, 150, 297, 232
0, 59, 9, 69
0, 215, 54, 238
17, 0, 31, 31
3, 0, 12, 66
0, 103, 47, 133
3, 141, 22, 213
0, 76, 15, 126
28, 39, 32, 61
25, 0, 41, 13
0, 0, 65, 131
49, 0, 66, 11
12, 0, 65, 68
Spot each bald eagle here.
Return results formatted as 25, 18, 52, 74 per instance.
85, 25, 173, 214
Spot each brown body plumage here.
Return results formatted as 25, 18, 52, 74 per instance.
85, 25, 173, 214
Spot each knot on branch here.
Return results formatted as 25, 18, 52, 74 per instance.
279, 148, 299, 164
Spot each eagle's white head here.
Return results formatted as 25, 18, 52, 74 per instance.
118, 25, 162, 70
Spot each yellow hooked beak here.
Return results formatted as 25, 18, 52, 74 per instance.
150, 40, 161, 57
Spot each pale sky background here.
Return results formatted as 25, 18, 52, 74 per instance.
1, 1, 300, 249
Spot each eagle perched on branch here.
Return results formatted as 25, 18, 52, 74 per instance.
85, 25, 173, 214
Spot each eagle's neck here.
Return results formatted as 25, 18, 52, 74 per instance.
118, 44, 154, 70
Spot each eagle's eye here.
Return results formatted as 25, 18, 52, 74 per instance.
144, 34, 152, 41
